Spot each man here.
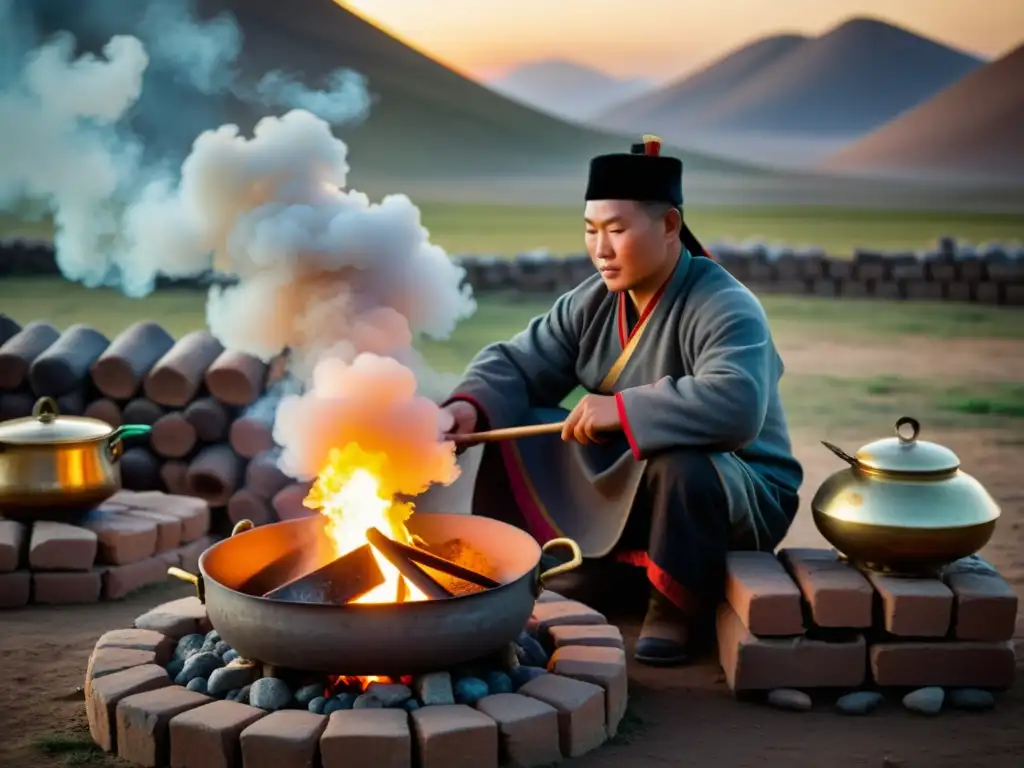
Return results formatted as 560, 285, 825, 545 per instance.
441, 136, 803, 667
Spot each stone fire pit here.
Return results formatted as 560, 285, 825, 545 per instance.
85, 591, 627, 767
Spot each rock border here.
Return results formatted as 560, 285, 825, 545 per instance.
85, 591, 628, 768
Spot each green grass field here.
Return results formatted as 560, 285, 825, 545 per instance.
3, 203, 1022, 257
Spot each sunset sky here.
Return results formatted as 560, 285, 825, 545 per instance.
340, 0, 1024, 81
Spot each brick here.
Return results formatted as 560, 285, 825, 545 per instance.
103, 552, 179, 600
86, 648, 156, 698
723, 551, 804, 636
548, 624, 624, 650
33, 570, 102, 604
240, 710, 327, 768
322, 708, 411, 768
942, 556, 1018, 641
0, 519, 26, 571
28, 521, 98, 570
476, 693, 561, 768
779, 548, 873, 628
134, 597, 211, 639
547, 645, 627, 737
169, 700, 266, 768
527, 600, 607, 636
410, 704, 497, 768
865, 571, 952, 637
82, 511, 159, 565
115, 506, 183, 552
0, 570, 30, 607
518, 672, 605, 758
975, 282, 1001, 304
113, 490, 211, 543
116, 686, 213, 766
870, 640, 1016, 688
87, 664, 171, 752
176, 535, 215, 573
904, 280, 944, 301
716, 603, 866, 691
96, 628, 175, 665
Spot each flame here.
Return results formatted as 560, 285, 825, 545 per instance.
303, 442, 427, 604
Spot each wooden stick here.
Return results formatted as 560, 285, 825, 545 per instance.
384, 537, 500, 589
364, 527, 452, 601
447, 421, 565, 446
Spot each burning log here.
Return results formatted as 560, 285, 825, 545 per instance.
0, 314, 21, 346
90, 321, 175, 399
263, 543, 386, 605
150, 412, 197, 459
382, 536, 500, 591
205, 350, 268, 407
29, 324, 109, 397
120, 446, 162, 491
0, 321, 60, 389
159, 460, 190, 496
227, 489, 275, 527
272, 482, 315, 521
83, 398, 123, 427
364, 527, 453, 601
0, 389, 34, 419
186, 444, 246, 507
183, 397, 231, 443
144, 330, 224, 407
122, 398, 165, 426
245, 449, 290, 500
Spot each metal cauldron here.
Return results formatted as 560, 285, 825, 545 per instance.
168, 513, 582, 674
0, 397, 152, 522
812, 416, 1000, 572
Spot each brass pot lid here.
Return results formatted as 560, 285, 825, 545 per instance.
0, 397, 114, 445
852, 417, 960, 475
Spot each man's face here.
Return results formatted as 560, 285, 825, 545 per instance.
584, 200, 675, 292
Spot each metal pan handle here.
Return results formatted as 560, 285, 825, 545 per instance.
165, 519, 254, 603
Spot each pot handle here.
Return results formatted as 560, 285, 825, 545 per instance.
537, 538, 583, 594
168, 566, 206, 603
32, 396, 60, 423
107, 424, 153, 462
821, 440, 859, 467
895, 416, 921, 444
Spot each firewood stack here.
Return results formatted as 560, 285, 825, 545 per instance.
0, 314, 312, 532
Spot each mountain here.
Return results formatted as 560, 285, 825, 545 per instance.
820, 43, 1024, 182
18, 0, 756, 191
599, 18, 984, 141
597, 33, 808, 131
487, 59, 654, 122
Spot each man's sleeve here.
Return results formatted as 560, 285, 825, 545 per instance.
445, 292, 581, 429
615, 286, 774, 459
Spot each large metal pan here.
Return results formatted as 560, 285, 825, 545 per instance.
168, 513, 582, 675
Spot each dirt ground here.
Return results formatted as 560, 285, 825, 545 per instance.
1, 335, 1022, 768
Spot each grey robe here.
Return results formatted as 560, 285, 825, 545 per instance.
447, 249, 803, 559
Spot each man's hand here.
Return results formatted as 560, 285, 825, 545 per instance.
441, 399, 480, 453
561, 394, 621, 445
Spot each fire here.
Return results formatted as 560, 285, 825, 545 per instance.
303, 443, 428, 604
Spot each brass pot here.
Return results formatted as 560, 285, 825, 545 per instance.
811, 416, 1000, 572
0, 397, 152, 522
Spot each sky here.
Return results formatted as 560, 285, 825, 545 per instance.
339, 0, 1024, 82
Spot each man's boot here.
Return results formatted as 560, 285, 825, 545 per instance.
634, 591, 691, 667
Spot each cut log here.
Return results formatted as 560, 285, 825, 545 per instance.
229, 413, 275, 459
226, 489, 275, 527
0, 389, 34, 419
122, 398, 165, 426
55, 389, 86, 416
263, 543, 385, 605
244, 449, 290, 500
150, 412, 197, 459
159, 460, 190, 496
0, 314, 21, 346
183, 397, 231, 442
90, 321, 175, 399
28, 324, 109, 397
205, 350, 268, 406
83, 398, 123, 427
0, 321, 60, 389
186, 444, 246, 507
119, 447, 162, 491
143, 330, 224, 407
272, 482, 315, 521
